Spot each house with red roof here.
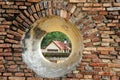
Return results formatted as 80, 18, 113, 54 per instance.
42, 40, 71, 53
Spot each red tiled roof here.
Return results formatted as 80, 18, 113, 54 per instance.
53, 40, 71, 50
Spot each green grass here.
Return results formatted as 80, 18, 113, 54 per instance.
42, 52, 70, 57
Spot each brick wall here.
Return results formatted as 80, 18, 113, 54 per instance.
0, 0, 120, 80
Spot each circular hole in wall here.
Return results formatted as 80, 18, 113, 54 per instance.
41, 31, 72, 63
22, 16, 83, 78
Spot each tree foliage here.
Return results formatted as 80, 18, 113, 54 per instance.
41, 31, 71, 49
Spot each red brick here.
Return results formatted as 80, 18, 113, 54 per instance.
108, 63, 120, 68
70, 0, 86, 3
0, 77, 7, 80
90, 63, 107, 67
0, 57, 3, 60
35, 3, 40, 11
99, 72, 116, 76
33, 13, 39, 20
82, 7, 105, 11
2, 21, 12, 25
0, 32, 7, 35
92, 59, 101, 63
99, 55, 116, 59
7, 30, 21, 36
0, 49, 3, 52
75, 74, 83, 78
0, 65, 5, 72
3, 73, 12, 76
0, 53, 12, 56
30, 16, 35, 22
107, 23, 117, 27
31, 5, 36, 12
25, 73, 33, 77
5, 57, 13, 60
6, 10, 20, 13
112, 76, 119, 80
14, 57, 22, 61
0, 44, 11, 48
27, 0, 40, 2
99, 11, 108, 15
84, 47, 96, 51
9, 77, 25, 80
94, 3, 102, 7
27, 78, 43, 80
5, 39, 19, 44
97, 47, 114, 51
0, 28, 5, 32
20, 65, 27, 69
19, 6, 27, 9
93, 75, 101, 80
94, 67, 102, 72
12, 44, 21, 48
0, 2, 5, 4
7, 61, 15, 65
15, 73, 24, 77
16, 2, 24, 5
9, 65, 18, 69
101, 51, 109, 54
83, 54, 98, 59
14, 53, 22, 57
24, 10, 30, 17
114, 3, 120, 6
7, 34, 14, 39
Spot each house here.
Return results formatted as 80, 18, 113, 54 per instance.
42, 40, 71, 53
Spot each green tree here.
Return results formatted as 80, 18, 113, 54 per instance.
41, 31, 71, 49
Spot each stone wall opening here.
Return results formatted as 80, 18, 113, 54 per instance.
22, 16, 83, 78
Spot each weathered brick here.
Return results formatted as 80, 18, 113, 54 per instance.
15, 73, 24, 77
94, 3, 102, 7
27, 0, 40, 2
27, 78, 43, 80
33, 13, 39, 20
0, 65, 5, 72
107, 7, 120, 11
83, 54, 98, 59
60, 10, 67, 18
35, 3, 40, 11
9, 77, 25, 80
101, 51, 109, 54
0, 53, 12, 56
99, 72, 116, 76
70, 0, 86, 3
5, 39, 19, 44
0, 44, 11, 48
93, 75, 101, 80
70, 5, 76, 13
84, 75, 92, 79
108, 63, 120, 68
0, 77, 7, 80
90, 63, 107, 67
97, 47, 114, 51
19, 6, 27, 9
25, 73, 33, 77
84, 47, 96, 51
3, 73, 12, 76
31, 5, 36, 13
16, 2, 24, 5
112, 76, 119, 80
0, 2, 5, 5
5, 57, 13, 60
6, 10, 20, 13
99, 55, 116, 59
